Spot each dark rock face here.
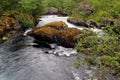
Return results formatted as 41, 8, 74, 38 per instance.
67, 17, 88, 27
87, 20, 98, 28
99, 19, 114, 28
28, 21, 81, 48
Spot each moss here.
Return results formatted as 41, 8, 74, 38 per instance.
33, 27, 58, 36
29, 21, 81, 47
43, 21, 68, 30
57, 28, 81, 44
1, 16, 16, 30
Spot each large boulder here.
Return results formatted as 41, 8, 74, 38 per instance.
56, 28, 81, 47
28, 21, 81, 48
67, 17, 88, 27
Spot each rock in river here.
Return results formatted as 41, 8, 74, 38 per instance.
28, 21, 81, 48
67, 17, 88, 27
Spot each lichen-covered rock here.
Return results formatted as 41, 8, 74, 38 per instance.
67, 17, 88, 27
28, 21, 81, 48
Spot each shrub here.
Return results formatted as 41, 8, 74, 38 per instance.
15, 13, 35, 30
75, 29, 120, 76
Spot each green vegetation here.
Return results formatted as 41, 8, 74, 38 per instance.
15, 13, 35, 29
0, 0, 120, 78
75, 29, 120, 77
0, 0, 43, 16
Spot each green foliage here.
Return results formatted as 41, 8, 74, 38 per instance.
103, 25, 120, 38
75, 29, 120, 76
74, 57, 81, 69
101, 53, 120, 76
0, 0, 43, 16
19, 0, 43, 16
16, 13, 34, 29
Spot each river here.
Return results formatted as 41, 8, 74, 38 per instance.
0, 15, 116, 80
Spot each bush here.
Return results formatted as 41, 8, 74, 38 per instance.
75, 29, 120, 76
15, 13, 35, 30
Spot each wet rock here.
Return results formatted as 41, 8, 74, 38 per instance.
28, 21, 81, 48
99, 19, 114, 28
67, 17, 88, 27
45, 7, 59, 15
87, 20, 98, 28
77, 2, 94, 14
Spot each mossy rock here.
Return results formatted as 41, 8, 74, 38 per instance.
1, 16, 16, 30
67, 17, 88, 27
33, 27, 58, 36
42, 21, 68, 30
56, 28, 81, 47
28, 21, 81, 48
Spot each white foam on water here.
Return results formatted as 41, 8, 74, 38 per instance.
23, 28, 32, 36
37, 15, 103, 34
47, 44, 78, 57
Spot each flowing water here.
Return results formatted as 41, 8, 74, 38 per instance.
0, 15, 116, 80
0, 34, 98, 80
37, 15, 104, 36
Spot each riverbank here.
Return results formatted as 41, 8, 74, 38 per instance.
0, 12, 35, 44
0, 0, 119, 80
